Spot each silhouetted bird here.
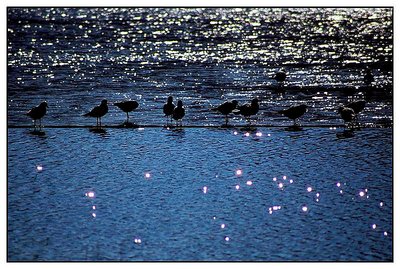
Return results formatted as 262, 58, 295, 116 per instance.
278, 104, 308, 126
338, 106, 355, 130
163, 96, 175, 126
233, 98, 259, 124
363, 67, 374, 86
345, 100, 366, 115
274, 68, 287, 83
212, 100, 238, 126
27, 101, 48, 130
83, 99, 108, 128
114, 100, 139, 123
172, 100, 185, 126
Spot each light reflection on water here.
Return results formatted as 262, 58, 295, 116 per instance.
7, 127, 392, 261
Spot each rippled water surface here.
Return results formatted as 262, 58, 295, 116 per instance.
8, 127, 392, 261
7, 8, 393, 261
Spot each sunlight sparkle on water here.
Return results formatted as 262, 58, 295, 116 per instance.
384, 231, 388, 236
92, 205, 96, 210
134, 238, 142, 244
289, 179, 294, 184
221, 224, 226, 229
203, 186, 208, 194
336, 182, 341, 187
235, 184, 240, 190
236, 169, 242, 176
302, 206, 308, 212
256, 131, 262, 137
273, 177, 277, 181
224, 236, 230, 241
307, 187, 313, 192
246, 180, 253, 186
233, 131, 238, 135
36, 165, 43, 172
380, 202, 384, 207
372, 224, 377, 229
278, 183, 284, 189
283, 176, 287, 180
244, 132, 250, 137
86, 191, 95, 198
359, 191, 365, 197
145, 172, 151, 179
92, 213, 96, 218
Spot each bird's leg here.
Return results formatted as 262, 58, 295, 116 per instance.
126, 112, 129, 123
39, 119, 42, 131
225, 115, 228, 127
96, 117, 99, 128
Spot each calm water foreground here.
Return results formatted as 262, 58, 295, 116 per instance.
8, 127, 392, 261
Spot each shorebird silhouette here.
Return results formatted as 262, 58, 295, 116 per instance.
27, 101, 48, 131
172, 100, 185, 126
338, 106, 355, 130
274, 68, 287, 83
233, 98, 259, 125
83, 99, 108, 128
278, 104, 308, 126
363, 67, 374, 86
163, 96, 175, 126
114, 100, 139, 124
212, 100, 238, 126
343, 100, 366, 127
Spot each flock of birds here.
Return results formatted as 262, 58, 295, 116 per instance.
25, 68, 370, 133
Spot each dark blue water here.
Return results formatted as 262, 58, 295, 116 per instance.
8, 128, 392, 261
7, 8, 393, 261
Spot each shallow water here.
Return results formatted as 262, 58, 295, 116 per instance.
8, 127, 392, 261
7, 8, 393, 127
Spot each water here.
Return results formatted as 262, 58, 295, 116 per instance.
7, 8, 393, 261
7, 7, 392, 127
8, 128, 392, 261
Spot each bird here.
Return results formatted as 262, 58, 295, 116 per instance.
345, 100, 366, 116
274, 68, 287, 83
83, 99, 108, 128
338, 106, 355, 130
363, 67, 374, 86
212, 100, 238, 127
27, 101, 48, 131
233, 98, 259, 125
114, 100, 139, 124
163, 96, 175, 126
278, 104, 308, 126
172, 100, 185, 126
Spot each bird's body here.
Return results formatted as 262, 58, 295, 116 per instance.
278, 104, 307, 126
274, 69, 287, 83
172, 100, 185, 126
338, 106, 356, 130
27, 101, 48, 130
212, 100, 238, 126
345, 100, 366, 115
163, 96, 175, 126
84, 99, 108, 127
114, 100, 139, 123
234, 98, 259, 124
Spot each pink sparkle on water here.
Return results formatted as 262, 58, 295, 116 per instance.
236, 169, 242, 176
36, 165, 43, 172
145, 172, 151, 179
246, 180, 252, 186
203, 186, 208, 194
244, 132, 250, 137
235, 184, 240, 190
86, 191, 95, 198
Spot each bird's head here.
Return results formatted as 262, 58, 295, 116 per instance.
40, 101, 48, 108
168, 96, 173, 103
101, 100, 108, 105
177, 100, 183, 107
232, 100, 238, 107
252, 98, 259, 105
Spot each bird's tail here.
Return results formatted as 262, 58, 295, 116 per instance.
211, 107, 219, 111
83, 112, 91, 117
277, 110, 285, 114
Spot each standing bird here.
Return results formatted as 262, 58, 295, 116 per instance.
163, 96, 175, 126
278, 104, 308, 126
27, 101, 48, 131
233, 98, 259, 125
343, 100, 366, 128
338, 106, 355, 130
274, 68, 287, 84
172, 100, 185, 126
114, 100, 139, 125
212, 100, 238, 127
83, 99, 108, 128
